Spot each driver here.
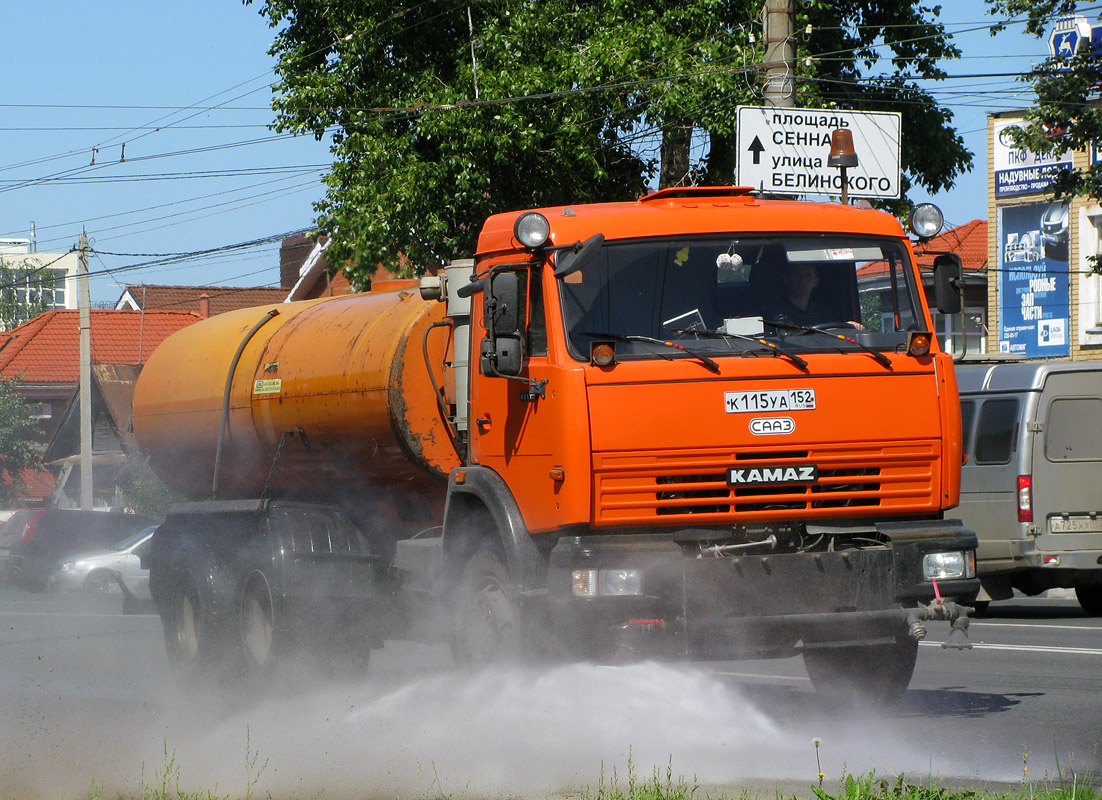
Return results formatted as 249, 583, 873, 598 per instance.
762, 262, 835, 327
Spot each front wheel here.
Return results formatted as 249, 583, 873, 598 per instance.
1076, 585, 1102, 616
83, 571, 117, 594
453, 551, 522, 668
803, 636, 919, 707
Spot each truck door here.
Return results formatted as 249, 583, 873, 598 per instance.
1033, 374, 1102, 555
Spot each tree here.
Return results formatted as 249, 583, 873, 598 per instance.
1, 257, 54, 331
0, 375, 43, 508
248, 0, 972, 286
985, 1, 1102, 267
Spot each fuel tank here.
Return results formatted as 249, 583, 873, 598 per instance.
132, 288, 461, 500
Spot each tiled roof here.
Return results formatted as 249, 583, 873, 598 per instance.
119, 284, 288, 316
13, 467, 55, 504
0, 309, 199, 385
916, 219, 988, 273
858, 219, 987, 279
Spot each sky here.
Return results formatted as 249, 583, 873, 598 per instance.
0, 1, 1065, 306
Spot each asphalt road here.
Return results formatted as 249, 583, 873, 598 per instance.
0, 590, 1098, 800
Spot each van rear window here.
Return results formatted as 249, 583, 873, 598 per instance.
960, 400, 976, 450
974, 399, 1019, 465
1046, 397, 1102, 461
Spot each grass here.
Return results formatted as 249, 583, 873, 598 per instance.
77, 746, 1099, 800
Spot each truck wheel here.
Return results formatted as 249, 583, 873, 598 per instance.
163, 573, 210, 679
239, 570, 277, 675
162, 568, 236, 682
454, 550, 522, 668
802, 636, 918, 707
1075, 585, 1102, 616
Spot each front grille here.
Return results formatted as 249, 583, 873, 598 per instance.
595, 443, 938, 524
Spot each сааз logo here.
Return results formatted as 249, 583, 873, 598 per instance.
749, 416, 795, 435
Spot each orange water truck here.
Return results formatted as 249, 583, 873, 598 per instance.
133, 186, 978, 699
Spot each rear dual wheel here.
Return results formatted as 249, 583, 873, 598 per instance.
163, 572, 215, 680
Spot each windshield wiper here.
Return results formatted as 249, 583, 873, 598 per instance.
579, 332, 721, 374
672, 329, 808, 371
762, 320, 893, 370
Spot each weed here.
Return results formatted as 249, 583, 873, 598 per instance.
579, 752, 699, 800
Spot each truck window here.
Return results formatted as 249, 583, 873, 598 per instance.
973, 399, 1019, 465
527, 264, 547, 357
1045, 397, 1102, 461
558, 235, 921, 361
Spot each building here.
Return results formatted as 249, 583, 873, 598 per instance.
857, 219, 989, 356
918, 218, 989, 356
115, 284, 288, 317
0, 239, 81, 329
987, 110, 1100, 361
0, 309, 200, 509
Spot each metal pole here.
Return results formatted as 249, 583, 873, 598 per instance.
77, 233, 93, 509
763, 0, 794, 108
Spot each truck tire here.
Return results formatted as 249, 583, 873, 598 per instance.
802, 635, 918, 707
162, 567, 238, 683
1075, 585, 1102, 616
453, 550, 522, 668
239, 569, 279, 676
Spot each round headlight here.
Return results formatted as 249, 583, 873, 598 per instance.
514, 212, 551, 249
908, 203, 944, 240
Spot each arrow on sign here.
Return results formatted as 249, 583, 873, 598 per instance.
748, 135, 765, 165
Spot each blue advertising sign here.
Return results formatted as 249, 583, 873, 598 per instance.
998, 202, 1070, 357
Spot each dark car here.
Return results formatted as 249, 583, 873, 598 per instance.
1, 509, 46, 559
3, 510, 159, 592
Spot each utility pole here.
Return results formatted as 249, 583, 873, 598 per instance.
77, 233, 93, 510
763, 0, 795, 108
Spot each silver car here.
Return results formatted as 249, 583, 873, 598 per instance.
48, 525, 157, 598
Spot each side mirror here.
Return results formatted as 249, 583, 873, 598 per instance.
486, 272, 520, 335
933, 253, 963, 315
479, 335, 523, 377
555, 233, 604, 278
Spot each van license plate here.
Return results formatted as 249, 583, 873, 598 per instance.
1049, 517, 1102, 533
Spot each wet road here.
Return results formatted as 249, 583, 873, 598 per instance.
0, 590, 1098, 800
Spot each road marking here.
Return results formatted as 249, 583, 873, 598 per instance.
972, 621, 1102, 632
919, 641, 1102, 656
711, 671, 808, 682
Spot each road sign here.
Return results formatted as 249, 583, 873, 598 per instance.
736, 106, 901, 199
1048, 16, 1091, 59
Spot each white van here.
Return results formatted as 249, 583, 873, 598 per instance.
955, 359, 1102, 614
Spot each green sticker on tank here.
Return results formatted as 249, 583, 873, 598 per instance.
253, 378, 282, 395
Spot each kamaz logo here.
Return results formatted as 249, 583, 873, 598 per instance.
727, 465, 818, 486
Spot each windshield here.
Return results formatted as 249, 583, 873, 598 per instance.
558, 235, 923, 361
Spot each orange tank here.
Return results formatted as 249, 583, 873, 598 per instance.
131, 288, 461, 501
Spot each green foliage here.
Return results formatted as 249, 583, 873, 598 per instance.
246, 0, 972, 287
0, 257, 54, 331
581, 755, 700, 800
118, 459, 184, 519
0, 374, 42, 507
985, 0, 1102, 204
